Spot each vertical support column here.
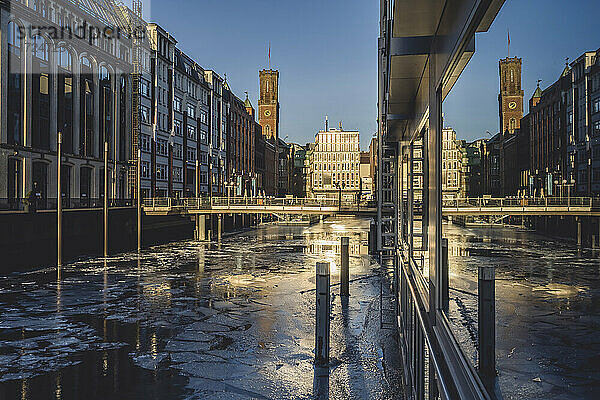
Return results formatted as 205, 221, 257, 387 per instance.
428, 75, 443, 318
340, 237, 349, 297
57, 132, 63, 267
315, 262, 330, 365
478, 266, 496, 392
196, 214, 206, 241
104, 142, 109, 257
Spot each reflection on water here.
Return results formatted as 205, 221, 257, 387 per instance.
0, 217, 390, 399
444, 224, 600, 400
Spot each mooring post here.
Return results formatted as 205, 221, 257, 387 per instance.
217, 214, 223, 242
442, 238, 449, 313
340, 237, 350, 296
315, 262, 330, 365
137, 149, 142, 252
478, 266, 496, 392
103, 141, 109, 258
57, 131, 63, 268
577, 217, 582, 248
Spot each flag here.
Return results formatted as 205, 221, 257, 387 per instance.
507, 29, 510, 57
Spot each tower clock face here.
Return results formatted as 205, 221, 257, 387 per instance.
264, 110, 272, 117
508, 101, 517, 110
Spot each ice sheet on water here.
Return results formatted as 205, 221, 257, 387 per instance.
130, 352, 169, 370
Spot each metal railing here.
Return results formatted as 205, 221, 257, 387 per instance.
0, 198, 134, 212
142, 196, 377, 211
442, 196, 593, 209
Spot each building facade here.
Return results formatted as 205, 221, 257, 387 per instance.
311, 124, 360, 201
442, 128, 463, 200
1, 0, 136, 208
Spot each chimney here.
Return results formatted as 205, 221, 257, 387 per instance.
325, 115, 329, 132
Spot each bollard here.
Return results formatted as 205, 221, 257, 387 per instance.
315, 262, 330, 365
478, 266, 496, 392
217, 215, 223, 242
57, 132, 63, 268
577, 217, 582, 248
369, 221, 377, 255
441, 238, 449, 313
340, 237, 350, 297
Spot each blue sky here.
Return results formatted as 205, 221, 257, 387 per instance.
144, 0, 599, 147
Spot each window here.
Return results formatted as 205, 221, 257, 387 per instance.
186, 147, 197, 161
187, 125, 197, 140
156, 164, 167, 180
141, 105, 151, 124
593, 98, 600, 114
187, 104, 196, 118
157, 138, 168, 156
141, 161, 150, 178
595, 121, 600, 134
174, 143, 183, 159
140, 134, 151, 152
200, 110, 208, 124
174, 96, 182, 113
8, 21, 23, 146
173, 166, 183, 182
140, 79, 150, 97
174, 120, 182, 136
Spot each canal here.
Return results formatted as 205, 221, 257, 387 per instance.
445, 223, 600, 400
0, 216, 403, 399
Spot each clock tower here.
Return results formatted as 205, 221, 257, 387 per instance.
498, 57, 524, 135
258, 69, 279, 141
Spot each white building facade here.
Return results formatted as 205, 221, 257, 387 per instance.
311, 125, 360, 201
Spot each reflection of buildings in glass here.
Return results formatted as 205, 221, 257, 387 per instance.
3, 1, 135, 206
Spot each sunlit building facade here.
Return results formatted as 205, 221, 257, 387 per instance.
311, 124, 360, 201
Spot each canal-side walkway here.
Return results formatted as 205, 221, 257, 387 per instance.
0, 218, 404, 399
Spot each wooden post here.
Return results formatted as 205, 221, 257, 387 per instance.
315, 262, 330, 365
340, 237, 349, 296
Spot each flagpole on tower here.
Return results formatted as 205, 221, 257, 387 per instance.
507, 28, 510, 58
268, 42, 271, 69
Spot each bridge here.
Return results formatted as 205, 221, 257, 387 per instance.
141, 196, 600, 217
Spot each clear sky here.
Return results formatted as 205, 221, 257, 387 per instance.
142, 0, 599, 148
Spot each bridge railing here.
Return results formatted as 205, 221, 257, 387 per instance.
442, 197, 593, 208
142, 196, 376, 210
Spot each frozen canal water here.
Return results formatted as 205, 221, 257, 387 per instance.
0, 217, 403, 399
445, 224, 600, 400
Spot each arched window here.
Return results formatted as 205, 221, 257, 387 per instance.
7, 21, 23, 145
80, 56, 94, 157
510, 118, 517, 132
32, 36, 50, 150
99, 66, 113, 158
57, 47, 74, 153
